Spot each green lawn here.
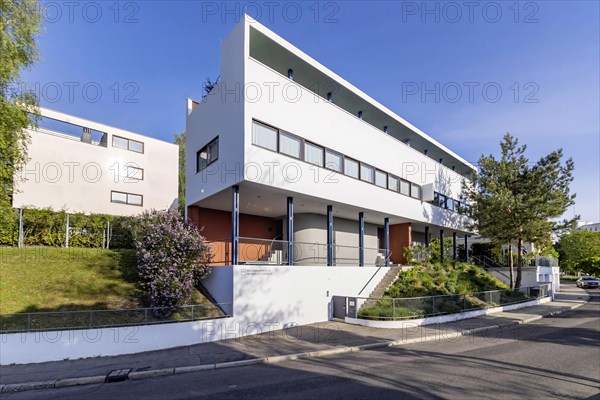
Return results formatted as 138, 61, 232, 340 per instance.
0, 247, 217, 314
358, 262, 521, 320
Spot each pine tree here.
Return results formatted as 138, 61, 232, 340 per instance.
466, 134, 576, 288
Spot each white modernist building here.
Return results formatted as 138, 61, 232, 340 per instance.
186, 17, 476, 266
13, 107, 179, 216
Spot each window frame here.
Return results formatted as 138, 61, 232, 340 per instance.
125, 165, 144, 180
251, 120, 279, 152
110, 190, 144, 207
279, 130, 302, 159
112, 135, 144, 154
360, 162, 375, 184
325, 149, 343, 173
304, 141, 325, 167
196, 136, 219, 173
343, 157, 360, 179
375, 169, 387, 189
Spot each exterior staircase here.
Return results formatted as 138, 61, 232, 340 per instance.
362, 266, 402, 307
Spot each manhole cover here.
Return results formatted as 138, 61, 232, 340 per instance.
105, 368, 132, 383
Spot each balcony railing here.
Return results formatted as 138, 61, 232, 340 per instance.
208, 237, 390, 266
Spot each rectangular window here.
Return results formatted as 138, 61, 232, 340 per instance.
388, 175, 399, 192
196, 137, 219, 173
112, 136, 128, 150
400, 179, 410, 196
360, 163, 374, 183
112, 135, 144, 153
111, 191, 143, 206
252, 120, 278, 151
411, 183, 421, 199
344, 158, 359, 179
305, 142, 324, 167
325, 149, 343, 172
438, 194, 447, 208
279, 131, 301, 159
126, 165, 144, 180
110, 191, 127, 204
446, 198, 454, 211
375, 170, 387, 188
128, 139, 144, 153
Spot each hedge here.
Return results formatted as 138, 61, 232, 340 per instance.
0, 207, 135, 248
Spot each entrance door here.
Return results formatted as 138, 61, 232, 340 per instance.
332, 296, 347, 319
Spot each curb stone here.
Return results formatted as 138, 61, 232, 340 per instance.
1, 380, 55, 393
55, 375, 105, 388
1, 301, 586, 393
128, 368, 174, 380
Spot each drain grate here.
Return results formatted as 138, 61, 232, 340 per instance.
105, 368, 132, 383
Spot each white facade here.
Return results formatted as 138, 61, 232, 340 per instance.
13, 107, 179, 216
578, 222, 600, 233
186, 17, 476, 263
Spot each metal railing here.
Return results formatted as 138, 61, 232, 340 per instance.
0, 302, 231, 334
208, 237, 390, 266
354, 284, 551, 321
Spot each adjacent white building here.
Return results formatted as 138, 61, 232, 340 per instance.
13, 107, 179, 216
578, 222, 600, 233
186, 17, 476, 266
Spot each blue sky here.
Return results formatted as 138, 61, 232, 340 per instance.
23, 0, 599, 222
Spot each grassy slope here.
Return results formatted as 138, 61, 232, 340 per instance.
0, 247, 212, 315
386, 262, 508, 298
359, 263, 513, 319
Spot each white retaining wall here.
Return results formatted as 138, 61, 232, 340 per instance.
0, 265, 387, 364
346, 297, 552, 329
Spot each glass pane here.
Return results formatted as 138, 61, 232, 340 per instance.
128, 140, 144, 153
127, 194, 143, 206
325, 150, 342, 172
400, 180, 410, 196
111, 191, 127, 203
344, 158, 359, 178
305, 142, 324, 167
252, 121, 277, 151
447, 198, 454, 211
112, 136, 128, 150
411, 183, 421, 199
388, 176, 399, 192
197, 149, 208, 172
375, 170, 387, 188
126, 166, 143, 179
279, 132, 301, 158
360, 163, 374, 183
208, 139, 219, 163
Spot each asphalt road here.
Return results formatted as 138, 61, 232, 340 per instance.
3, 290, 599, 400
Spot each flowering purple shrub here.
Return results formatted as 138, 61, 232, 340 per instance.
132, 209, 211, 310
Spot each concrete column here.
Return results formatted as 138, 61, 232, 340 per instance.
425, 226, 430, 249
453, 232, 457, 260
440, 229, 445, 264
287, 197, 294, 266
327, 205, 334, 266
384, 218, 390, 266
358, 212, 365, 267
231, 185, 239, 265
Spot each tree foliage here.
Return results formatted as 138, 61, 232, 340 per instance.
132, 209, 211, 310
555, 230, 600, 273
1, 0, 43, 219
465, 134, 576, 288
173, 131, 185, 216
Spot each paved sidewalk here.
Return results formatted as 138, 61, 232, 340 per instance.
0, 283, 589, 391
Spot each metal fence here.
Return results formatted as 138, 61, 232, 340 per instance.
0, 302, 232, 334
208, 237, 389, 266
354, 284, 551, 321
